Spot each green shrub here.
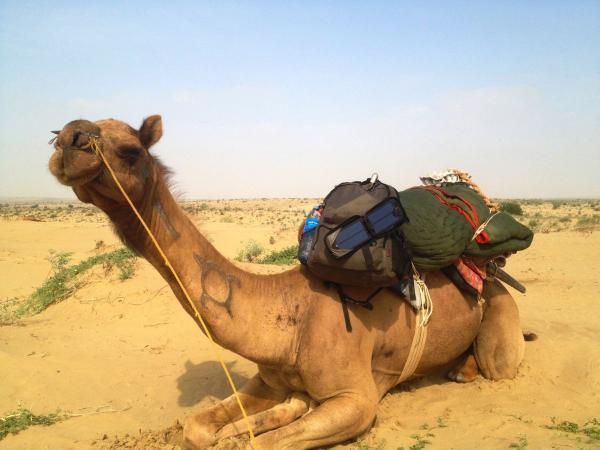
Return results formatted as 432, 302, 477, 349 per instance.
259, 245, 299, 265
0, 409, 66, 440
545, 417, 599, 442
575, 215, 600, 231
102, 248, 136, 280
499, 201, 523, 216
47, 250, 72, 273
234, 241, 264, 262
15, 248, 136, 317
576, 215, 600, 225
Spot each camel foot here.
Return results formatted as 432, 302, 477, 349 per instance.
448, 353, 479, 383
182, 373, 290, 449
183, 393, 311, 449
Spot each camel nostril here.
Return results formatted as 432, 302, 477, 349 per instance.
72, 131, 82, 147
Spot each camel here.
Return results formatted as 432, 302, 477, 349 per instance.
48, 116, 526, 449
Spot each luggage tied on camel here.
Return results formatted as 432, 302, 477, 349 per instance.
298, 170, 534, 304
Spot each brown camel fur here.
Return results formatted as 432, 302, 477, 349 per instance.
48, 116, 526, 449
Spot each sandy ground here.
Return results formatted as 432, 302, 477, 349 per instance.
1, 204, 599, 449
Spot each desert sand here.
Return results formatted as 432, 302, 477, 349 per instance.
1, 199, 599, 449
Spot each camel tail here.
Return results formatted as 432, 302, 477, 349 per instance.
523, 330, 538, 341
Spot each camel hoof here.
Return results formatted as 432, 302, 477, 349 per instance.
448, 370, 465, 382
182, 416, 217, 450
448, 354, 479, 383
448, 369, 479, 383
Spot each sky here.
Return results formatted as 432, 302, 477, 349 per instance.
0, 1, 599, 200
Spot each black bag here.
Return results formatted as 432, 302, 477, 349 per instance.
301, 176, 410, 287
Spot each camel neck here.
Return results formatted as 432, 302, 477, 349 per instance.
106, 172, 303, 367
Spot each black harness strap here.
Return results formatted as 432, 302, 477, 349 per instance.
340, 298, 352, 332
327, 282, 378, 332
361, 245, 374, 270
441, 265, 479, 298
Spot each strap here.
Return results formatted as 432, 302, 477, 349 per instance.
328, 282, 377, 333
420, 185, 491, 244
392, 234, 411, 279
341, 298, 352, 332
328, 282, 377, 309
361, 246, 374, 270
441, 265, 479, 298
471, 211, 499, 242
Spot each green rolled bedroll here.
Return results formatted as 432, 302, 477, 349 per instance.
398, 183, 533, 271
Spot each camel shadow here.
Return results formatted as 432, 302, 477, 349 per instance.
389, 373, 452, 395
176, 359, 250, 407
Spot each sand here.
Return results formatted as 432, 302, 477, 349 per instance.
1, 201, 599, 449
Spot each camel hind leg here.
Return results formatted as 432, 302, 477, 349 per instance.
473, 280, 525, 380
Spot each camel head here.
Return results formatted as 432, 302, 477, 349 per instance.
48, 116, 163, 210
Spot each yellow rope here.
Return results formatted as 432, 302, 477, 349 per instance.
471, 211, 500, 242
398, 266, 432, 383
89, 138, 258, 448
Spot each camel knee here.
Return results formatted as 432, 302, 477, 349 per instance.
321, 394, 378, 441
343, 397, 378, 436
475, 332, 524, 380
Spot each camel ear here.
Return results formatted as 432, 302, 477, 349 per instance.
139, 115, 162, 149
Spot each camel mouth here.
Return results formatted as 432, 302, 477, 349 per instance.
56, 167, 103, 187
49, 147, 103, 187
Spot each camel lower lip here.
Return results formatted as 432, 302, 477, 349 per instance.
59, 169, 101, 186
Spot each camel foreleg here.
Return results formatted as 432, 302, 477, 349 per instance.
253, 392, 378, 449
183, 373, 290, 449
213, 392, 311, 443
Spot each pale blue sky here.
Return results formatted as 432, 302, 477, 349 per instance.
1, 1, 599, 199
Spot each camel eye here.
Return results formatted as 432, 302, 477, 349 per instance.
118, 146, 142, 161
